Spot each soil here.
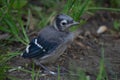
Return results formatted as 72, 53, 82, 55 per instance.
7, 12, 120, 80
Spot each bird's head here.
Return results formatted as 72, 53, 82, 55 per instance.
53, 14, 79, 31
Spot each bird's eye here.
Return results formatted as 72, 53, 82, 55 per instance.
60, 20, 67, 26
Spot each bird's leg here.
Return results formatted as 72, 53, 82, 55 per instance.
38, 63, 57, 75
33, 59, 56, 75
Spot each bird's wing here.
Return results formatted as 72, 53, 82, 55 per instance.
40, 33, 74, 60
21, 37, 61, 58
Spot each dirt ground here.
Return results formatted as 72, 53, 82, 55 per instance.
7, 12, 120, 80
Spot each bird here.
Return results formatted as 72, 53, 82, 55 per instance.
21, 14, 79, 74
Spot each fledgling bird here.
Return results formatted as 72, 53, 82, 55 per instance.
21, 14, 79, 69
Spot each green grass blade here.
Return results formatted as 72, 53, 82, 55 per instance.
0, 26, 11, 33
3, 14, 28, 45
19, 19, 30, 44
0, 52, 21, 64
77, 0, 90, 19
63, 0, 76, 14
31, 63, 35, 80
88, 7, 120, 12
57, 65, 60, 80
97, 46, 108, 80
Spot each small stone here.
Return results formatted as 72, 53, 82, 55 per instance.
97, 25, 108, 34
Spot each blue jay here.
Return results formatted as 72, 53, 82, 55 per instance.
21, 14, 79, 67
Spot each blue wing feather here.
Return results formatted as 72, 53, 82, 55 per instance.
22, 37, 60, 58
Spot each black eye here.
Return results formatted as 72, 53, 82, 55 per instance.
60, 20, 67, 26
62, 22, 66, 25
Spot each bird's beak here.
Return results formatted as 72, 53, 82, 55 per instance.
65, 21, 79, 30
72, 21, 79, 25
69, 21, 79, 27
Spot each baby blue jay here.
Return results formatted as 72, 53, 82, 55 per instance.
21, 14, 79, 71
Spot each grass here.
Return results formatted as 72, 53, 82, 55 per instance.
0, 0, 120, 80
57, 65, 61, 80
0, 0, 29, 45
0, 52, 21, 65
96, 46, 108, 80
113, 20, 120, 31
0, 64, 9, 80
